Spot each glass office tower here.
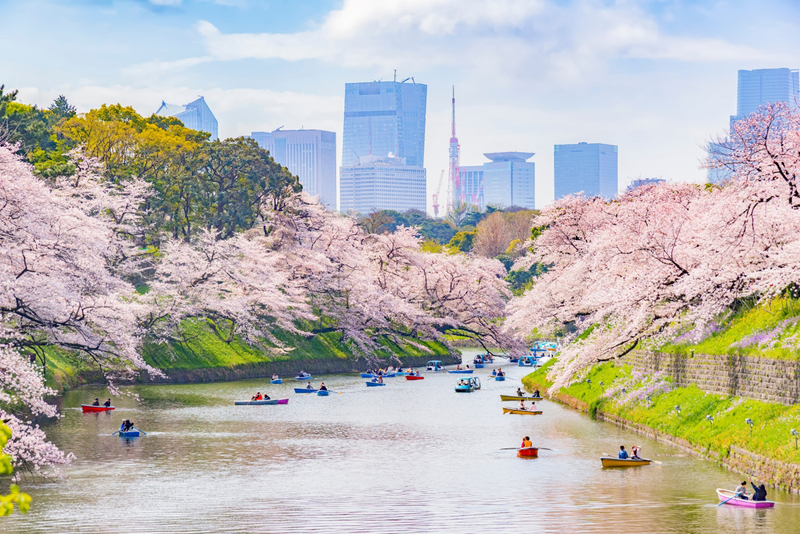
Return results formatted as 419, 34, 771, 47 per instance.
554, 143, 618, 200
155, 96, 218, 140
250, 129, 337, 209
341, 80, 427, 168
459, 165, 485, 210
736, 68, 799, 119
481, 152, 535, 209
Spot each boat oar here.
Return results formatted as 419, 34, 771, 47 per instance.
111, 430, 120, 436
718, 494, 737, 507
499, 447, 553, 451
132, 427, 147, 435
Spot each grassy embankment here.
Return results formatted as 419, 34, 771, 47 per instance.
523, 359, 800, 465
39, 319, 451, 391
658, 297, 800, 360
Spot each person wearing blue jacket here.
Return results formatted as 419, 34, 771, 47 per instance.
618, 445, 629, 459
750, 482, 767, 501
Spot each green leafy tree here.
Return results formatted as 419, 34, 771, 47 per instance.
0, 423, 31, 517
447, 229, 476, 253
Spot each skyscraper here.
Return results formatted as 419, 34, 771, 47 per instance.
250, 129, 337, 209
339, 155, 426, 214
459, 165, 485, 210
736, 68, 799, 120
155, 96, 218, 140
554, 142, 618, 200
481, 152, 535, 209
709, 68, 799, 184
341, 80, 427, 167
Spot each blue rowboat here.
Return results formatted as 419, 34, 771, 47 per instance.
448, 370, 473, 374
294, 388, 317, 394
118, 430, 140, 438
361, 373, 374, 378
294, 375, 312, 381
494, 376, 506, 381
474, 363, 485, 368
366, 381, 385, 387
381, 372, 396, 378
317, 390, 330, 396
271, 379, 282, 384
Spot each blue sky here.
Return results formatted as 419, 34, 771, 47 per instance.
2, 0, 799, 210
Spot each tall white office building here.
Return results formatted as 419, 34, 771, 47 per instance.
250, 129, 337, 209
339, 155, 426, 214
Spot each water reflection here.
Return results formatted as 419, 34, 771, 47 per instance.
4, 350, 799, 533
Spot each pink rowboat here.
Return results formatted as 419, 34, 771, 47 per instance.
717, 489, 775, 508
81, 404, 115, 413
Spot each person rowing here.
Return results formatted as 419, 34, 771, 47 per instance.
496, 368, 505, 377
734, 481, 749, 500
516, 388, 524, 396
306, 381, 313, 390
521, 436, 532, 448
618, 445, 629, 459
251, 392, 262, 401
92, 398, 100, 406
533, 389, 540, 398
272, 374, 279, 380
120, 420, 134, 432
319, 383, 328, 391
103, 399, 111, 407
517, 400, 527, 411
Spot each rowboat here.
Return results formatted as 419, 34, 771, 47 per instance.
716, 489, 775, 508
271, 379, 282, 384
448, 370, 474, 374
502, 408, 542, 415
294, 375, 312, 381
517, 447, 539, 458
294, 388, 317, 394
234, 399, 289, 405
317, 390, 330, 396
405, 375, 424, 380
494, 376, 506, 381
361, 373, 375, 378
600, 457, 652, 468
81, 404, 115, 413
118, 430, 140, 438
500, 395, 543, 402
474, 363, 485, 368
366, 381, 385, 387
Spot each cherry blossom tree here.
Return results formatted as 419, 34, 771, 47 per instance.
507, 168, 800, 390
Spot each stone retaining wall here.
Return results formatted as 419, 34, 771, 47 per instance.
622, 350, 800, 405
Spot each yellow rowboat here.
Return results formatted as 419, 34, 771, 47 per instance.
502, 408, 543, 416
500, 395, 543, 402
600, 457, 652, 468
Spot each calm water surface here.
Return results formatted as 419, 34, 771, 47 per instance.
7, 351, 799, 533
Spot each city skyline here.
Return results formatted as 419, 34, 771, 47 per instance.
5, 1, 800, 211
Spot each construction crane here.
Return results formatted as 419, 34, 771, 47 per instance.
432, 170, 445, 218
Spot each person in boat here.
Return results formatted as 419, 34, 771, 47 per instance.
272, 374, 279, 380
521, 436, 532, 448
103, 399, 111, 407
734, 482, 749, 500
631, 445, 641, 459
750, 482, 767, 501
517, 400, 527, 411
497, 368, 505, 377
306, 381, 313, 390
92, 398, 100, 406
455, 364, 462, 370
516, 388, 524, 396
618, 445, 629, 459
120, 420, 134, 432
319, 383, 328, 391
530, 401, 537, 411
533, 389, 540, 398
465, 364, 470, 370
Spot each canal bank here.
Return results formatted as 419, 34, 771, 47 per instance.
523, 360, 800, 493
41, 319, 459, 391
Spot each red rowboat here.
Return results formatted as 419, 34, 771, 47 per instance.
517, 447, 538, 458
82, 404, 115, 413
405, 375, 424, 380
